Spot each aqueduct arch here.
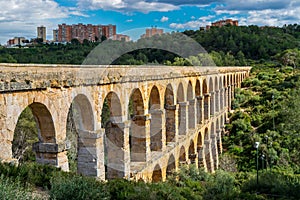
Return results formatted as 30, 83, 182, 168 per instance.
67, 94, 96, 175
187, 81, 197, 129
129, 88, 147, 162
14, 102, 56, 165
188, 140, 196, 165
195, 80, 202, 124
177, 83, 187, 135
149, 86, 163, 152
179, 145, 187, 165
164, 84, 176, 143
166, 154, 176, 177
102, 92, 126, 180
209, 77, 215, 117
214, 76, 220, 113
203, 79, 209, 121
204, 127, 213, 172
29, 102, 56, 143
152, 164, 162, 182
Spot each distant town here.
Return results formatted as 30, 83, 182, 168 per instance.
5, 19, 239, 48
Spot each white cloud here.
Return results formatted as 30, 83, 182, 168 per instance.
245, 8, 300, 26
170, 20, 209, 29
0, 0, 70, 22
213, 0, 300, 27
169, 15, 214, 30
215, 10, 240, 15
199, 15, 214, 21
160, 16, 169, 22
79, 0, 126, 10
0, 0, 86, 44
77, 0, 179, 13
126, 19, 134, 22
222, 0, 290, 11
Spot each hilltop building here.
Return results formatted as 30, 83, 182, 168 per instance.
53, 23, 116, 43
205, 19, 239, 30
7, 37, 27, 47
37, 26, 46, 42
112, 34, 131, 42
140, 27, 164, 39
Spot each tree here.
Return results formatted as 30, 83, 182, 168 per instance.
236, 51, 247, 66
71, 38, 80, 45
276, 49, 300, 68
101, 35, 107, 42
13, 107, 38, 163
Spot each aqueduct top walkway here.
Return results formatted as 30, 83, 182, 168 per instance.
0, 64, 250, 181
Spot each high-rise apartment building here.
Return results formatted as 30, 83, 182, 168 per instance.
55, 23, 116, 43
57, 23, 72, 42
101, 24, 116, 39
37, 26, 46, 42
53, 29, 58, 42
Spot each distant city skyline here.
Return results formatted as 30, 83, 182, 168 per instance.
1, 0, 300, 44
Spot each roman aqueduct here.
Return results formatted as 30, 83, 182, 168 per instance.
0, 64, 250, 181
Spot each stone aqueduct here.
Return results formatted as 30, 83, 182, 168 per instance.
0, 64, 250, 182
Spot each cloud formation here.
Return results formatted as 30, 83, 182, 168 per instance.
220, 0, 289, 11
77, 0, 179, 13
215, 0, 300, 26
0, 0, 85, 44
160, 16, 169, 22
146, 0, 221, 6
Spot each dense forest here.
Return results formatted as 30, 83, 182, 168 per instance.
2, 24, 300, 199
1, 24, 300, 66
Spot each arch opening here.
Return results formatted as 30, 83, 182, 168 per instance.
149, 86, 163, 152
195, 80, 202, 124
187, 81, 196, 129
166, 154, 176, 178
164, 84, 176, 143
209, 78, 215, 116
101, 92, 125, 180
179, 146, 186, 165
177, 83, 186, 135
210, 122, 218, 170
215, 76, 220, 113
219, 76, 224, 111
13, 102, 55, 164
152, 164, 162, 182
197, 131, 205, 169
129, 89, 146, 162
66, 94, 94, 174
187, 81, 193, 101
188, 140, 196, 164
204, 127, 212, 172
203, 79, 209, 120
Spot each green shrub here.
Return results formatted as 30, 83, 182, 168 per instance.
50, 174, 108, 200
241, 171, 300, 199
0, 162, 61, 189
0, 175, 34, 200
104, 179, 135, 199
203, 170, 238, 200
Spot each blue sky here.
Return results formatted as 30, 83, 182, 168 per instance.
0, 0, 299, 44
